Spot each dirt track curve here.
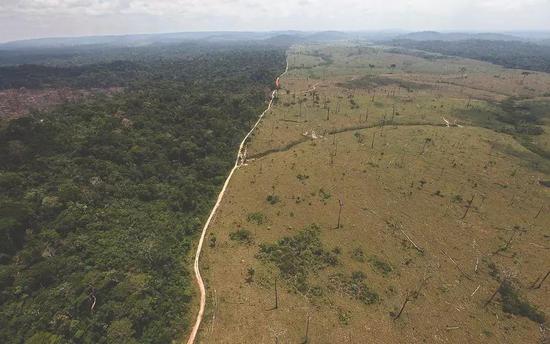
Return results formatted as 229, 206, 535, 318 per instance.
185, 58, 289, 344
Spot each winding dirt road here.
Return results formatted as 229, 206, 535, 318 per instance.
185, 58, 289, 344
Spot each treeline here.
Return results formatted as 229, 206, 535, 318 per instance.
0, 46, 284, 90
0, 41, 292, 67
389, 39, 550, 73
0, 47, 286, 343
0, 61, 143, 89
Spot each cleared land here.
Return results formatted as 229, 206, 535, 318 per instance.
198, 43, 549, 343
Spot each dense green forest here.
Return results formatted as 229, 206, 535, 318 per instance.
0, 41, 293, 67
0, 46, 286, 343
388, 39, 550, 73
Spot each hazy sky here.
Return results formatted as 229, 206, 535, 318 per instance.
1, 0, 550, 42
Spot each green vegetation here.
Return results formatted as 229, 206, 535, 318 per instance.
339, 74, 430, 92
465, 98, 548, 137
390, 39, 550, 73
229, 229, 254, 245
454, 98, 550, 171
247, 212, 267, 225
0, 45, 285, 343
337, 308, 352, 325
257, 225, 337, 293
245, 267, 255, 283
318, 188, 331, 201
368, 256, 393, 275
266, 194, 281, 205
351, 247, 366, 262
296, 174, 310, 182
329, 271, 379, 305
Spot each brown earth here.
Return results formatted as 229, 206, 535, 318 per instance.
194, 44, 550, 344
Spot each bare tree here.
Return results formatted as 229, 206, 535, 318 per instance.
302, 315, 311, 344
393, 274, 430, 320
336, 199, 344, 229
420, 138, 432, 155
484, 280, 506, 308
461, 194, 476, 220
531, 270, 550, 289
535, 205, 544, 219
274, 277, 279, 309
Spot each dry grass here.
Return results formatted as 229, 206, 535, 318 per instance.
197, 43, 550, 344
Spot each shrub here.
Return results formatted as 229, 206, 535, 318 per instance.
247, 212, 266, 225
351, 247, 365, 262
257, 225, 337, 292
266, 195, 280, 205
208, 234, 216, 248
330, 272, 379, 305
296, 174, 310, 181
245, 268, 255, 283
369, 256, 393, 275
451, 194, 463, 203
229, 229, 253, 245
318, 188, 331, 200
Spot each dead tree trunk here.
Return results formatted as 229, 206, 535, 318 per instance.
531, 271, 550, 289
484, 280, 505, 308
535, 205, 544, 219
302, 315, 311, 344
393, 296, 410, 320
494, 229, 517, 255
394, 273, 431, 320
274, 278, 279, 309
461, 194, 476, 220
337, 199, 344, 229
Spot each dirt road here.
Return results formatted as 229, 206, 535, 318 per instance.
185, 58, 289, 344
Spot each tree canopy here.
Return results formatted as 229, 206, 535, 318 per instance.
0, 45, 286, 343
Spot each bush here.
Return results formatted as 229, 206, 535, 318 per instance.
247, 212, 266, 225
351, 247, 365, 262
258, 225, 337, 292
266, 195, 280, 205
229, 229, 253, 245
330, 272, 379, 305
245, 268, 255, 283
369, 256, 393, 275
296, 174, 309, 182
318, 188, 331, 200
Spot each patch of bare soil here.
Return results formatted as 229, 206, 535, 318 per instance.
0, 87, 123, 119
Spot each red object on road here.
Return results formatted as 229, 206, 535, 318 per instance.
275, 77, 280, 89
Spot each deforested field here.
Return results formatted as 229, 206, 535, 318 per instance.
199, 43, 549, 343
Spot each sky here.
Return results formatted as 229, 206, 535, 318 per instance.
1, 0, 550, 42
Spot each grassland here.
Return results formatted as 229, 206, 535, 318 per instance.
197, 43, 549, 343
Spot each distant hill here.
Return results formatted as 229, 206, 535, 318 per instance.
0, 30, 406, 51
305, 31, 352, 42
0, 32, 282, 49
388, 39, 550, 73
4, 30, 547, 51
263, 34, 308, 46
397, 31, 524, 42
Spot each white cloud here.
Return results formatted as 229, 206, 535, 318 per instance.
1, 0, 549, 42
